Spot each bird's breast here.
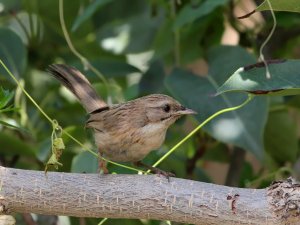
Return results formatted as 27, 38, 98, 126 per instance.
94, 122, 168, 162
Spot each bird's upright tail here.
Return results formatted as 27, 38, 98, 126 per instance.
47, 64, 107, 113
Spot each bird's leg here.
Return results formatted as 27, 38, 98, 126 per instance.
133, 161, 175, 180
98, 151, 109, 174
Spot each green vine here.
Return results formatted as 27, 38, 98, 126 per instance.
150, 94, 254, 170
0, 60, 143, 173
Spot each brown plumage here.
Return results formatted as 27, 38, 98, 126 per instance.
47, 64, 196, 176
48, 64, 107, 113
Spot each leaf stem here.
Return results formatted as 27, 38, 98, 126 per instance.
98, 218, 108, 225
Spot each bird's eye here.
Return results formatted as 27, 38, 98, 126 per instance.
163, 104, 171, 112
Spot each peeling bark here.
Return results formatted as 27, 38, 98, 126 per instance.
267, 178, 300, 224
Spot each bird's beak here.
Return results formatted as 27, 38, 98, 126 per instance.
178, 107, 197, 115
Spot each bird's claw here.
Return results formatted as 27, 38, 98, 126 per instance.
155, 169, 175, 181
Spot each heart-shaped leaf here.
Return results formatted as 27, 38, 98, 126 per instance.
217, 59, 300, 96
238, 0, 300, 19
257, 0, 300, 12
165, 46, 268, 160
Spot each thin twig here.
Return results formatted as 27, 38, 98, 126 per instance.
258, 0, 276, 79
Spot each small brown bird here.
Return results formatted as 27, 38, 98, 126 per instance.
47, 64, 196, 176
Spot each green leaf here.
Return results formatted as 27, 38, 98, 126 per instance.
0, 105, 18, 113
97, 12, 161, 54
139, 60, 166, 95
92, 60, 140, 77
71, 0, 115, 32
173, 0, 229, 29
202, 143, 229, 163
165, 46, 268, 160
71, 151, 98, 173
61, 126, 87, 146
91, 0, 149, 29
0, 0, 20, 13
257, 0, 300, 13
152, 19, 174, 58
74, 60, 140, 78
217, 60, 300, 96
264, 109, 298, 163
37, 139, 52, 162
0, 132, 35, 156
0, 28, 27, 77
0, 87, 14, 109
0, 120, 28, 133
238, 0, 300, 19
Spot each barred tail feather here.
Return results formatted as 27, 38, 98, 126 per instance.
47, 64, 107, 113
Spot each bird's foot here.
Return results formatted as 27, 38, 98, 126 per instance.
98, 153, 109, 175
152, 167, 175, 181
134, 161, 175, 181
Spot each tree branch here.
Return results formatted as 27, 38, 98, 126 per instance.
0, 166, 299, 224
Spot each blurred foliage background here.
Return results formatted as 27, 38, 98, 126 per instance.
1, 0, 300, 224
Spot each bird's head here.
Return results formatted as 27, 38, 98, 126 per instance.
139, 94, 196, 127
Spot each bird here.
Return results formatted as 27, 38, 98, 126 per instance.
47, 64, 196, 177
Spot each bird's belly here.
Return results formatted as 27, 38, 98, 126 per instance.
94, 123, 167, 162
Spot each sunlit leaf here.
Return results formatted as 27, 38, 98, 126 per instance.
217, 60, 300, 96
96, 13, 161, 54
